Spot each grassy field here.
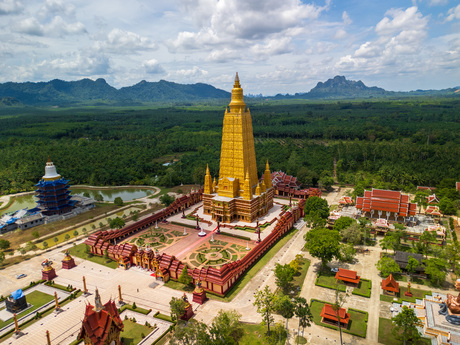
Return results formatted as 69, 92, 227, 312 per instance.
352, 279, 372, 298
315, 271, 347, 292
120, 319, 154, 345
310, 299, 368, 338
239, 323, 287, 345
380, 286, 431, 303
378, 317, 431, 345
0, 290, 54, 329
68, 243, 118, 269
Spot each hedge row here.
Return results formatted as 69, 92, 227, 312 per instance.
352, 279, 372, 298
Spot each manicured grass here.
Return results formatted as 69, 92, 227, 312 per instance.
352, 279, 372, 298
120, 319, 154, 345
165, 228, 299, 302
0, 290, 54, 329
315, 271, 346, 292
239, 323, 287, 345
154, 312, 173, 322
67, 243, 118, 269
378, 317, 431, 345
291, 258, 311, 296
310, 299, 368, 338
379, 286, 431, 303
119, 304, 151, 315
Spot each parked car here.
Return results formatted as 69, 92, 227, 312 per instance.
16, 273, 27, 279
330, 268, 339, 273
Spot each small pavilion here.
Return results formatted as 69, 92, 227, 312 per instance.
381, 274, 399, 296
320, 303, 350, 327
335, 268, 360, 285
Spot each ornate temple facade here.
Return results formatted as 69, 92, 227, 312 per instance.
35, 158, 75, 216
203, 74, 274, 223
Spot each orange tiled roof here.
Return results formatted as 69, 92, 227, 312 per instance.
381, 274, 399, 293
335, 268, 360, 284
320, 304, 350, 325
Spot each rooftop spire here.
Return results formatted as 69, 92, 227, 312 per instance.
234, 72, 241, 88
94, 288, 103, 312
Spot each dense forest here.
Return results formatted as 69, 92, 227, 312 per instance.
0, 98, 459, 201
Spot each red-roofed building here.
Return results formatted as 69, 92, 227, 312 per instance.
417, 186, 436, 192
335, 268, 360, 285
427, 194, 439, 205
381, 274, 399, 296
78, 289, 124, 345
456, 182, 460, 192
320, 303, 350, 326
356, 189, 416, 222
339, 196, 354, 206
263, 171, 321, 199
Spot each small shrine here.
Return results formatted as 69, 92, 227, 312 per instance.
180, 293, 194, 321
320, 303, 350, 327
192, 280, 207, 305
381, 274, 399, 296
62, 250, 76, 269
5, 289, 28, 313
41, 259, 57, 281
77, 289, 124, 345
335, 268, 360, 285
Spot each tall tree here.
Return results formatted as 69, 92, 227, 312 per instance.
294, 297, 313, 344
275, 295, 295, 330
376, 257, 401, 277
169, 297, 187, 322
178, 266, 193, 286
253, 286, 276, 335
391, 306, 421, 345
109, 217, 125, 229
405, 256, 420, 281
304, 228, 341, 268
0, 239, 10, 250
419, 231, 437, 258
209, 310, 243, 345
274, 263, 296, 294
171, 319, 210, 345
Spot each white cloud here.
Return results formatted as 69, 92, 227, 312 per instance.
250, 37, 292, 58
174, 66, 208, 78
14, 17, 44, 36
39, 52, 110, 76
446, 4, 460, 22
95, 28, 158, 53
342, 11, 352, 25
142, 59, 165, 74
334, 29, 347, 40
376, 6, 428, 36
206, 48, 238, 63
0, 0, 22, 15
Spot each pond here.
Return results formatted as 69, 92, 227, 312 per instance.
0, 187, 155, 216
71, 187, 154, 202
0, 193, 37, 216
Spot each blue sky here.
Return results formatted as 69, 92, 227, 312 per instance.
0, 0, 459, 95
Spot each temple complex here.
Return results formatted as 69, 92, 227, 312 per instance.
35, 158, 75, 216
203, 73, 274, 222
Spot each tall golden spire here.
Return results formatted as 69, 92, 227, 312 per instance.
204, 164, 213, 194
264, 160, 272, 188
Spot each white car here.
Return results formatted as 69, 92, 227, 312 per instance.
330, 268, 339, 273
16, 273, 27, 279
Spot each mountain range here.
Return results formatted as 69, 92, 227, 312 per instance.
0, 76, 458, 106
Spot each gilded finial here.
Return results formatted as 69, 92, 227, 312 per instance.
234, 72, 241, 88
47, 156, 51, 163
206, 164, 210, 175
266, 160, 270, 170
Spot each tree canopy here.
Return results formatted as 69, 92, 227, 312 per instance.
304, 228, 341, 268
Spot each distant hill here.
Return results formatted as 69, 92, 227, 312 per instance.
0, 75, 458, 106
273, 75, 459, 100
0, 78, 230, 105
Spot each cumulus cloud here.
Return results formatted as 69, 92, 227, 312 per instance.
13, 15, 86, 36
95, 28, 157, 54
337, 6, 429, 73
142, 59, 165, 74
169, 0, 329, 53
0, 0, 23, 15
174, 66, 208, 78
39, 52, 110, 76
206, 48, 238, 62
446, 4, 460, 22
250, 37, 292, 58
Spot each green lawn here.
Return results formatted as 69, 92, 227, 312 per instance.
67, 243, 118, 269
380, 286, 431, 303
165, 228, 299, 302
310, 299, 368, 338
352, 279, 372, 298
277, 257, 310, 298
239, 323, 287, 345
120, 319, 154, 345
378, 318, 431, 345
0, 290, 54, 329
315, 271, 346, 292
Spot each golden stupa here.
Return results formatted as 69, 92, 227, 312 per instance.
203, 73, 274, 222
